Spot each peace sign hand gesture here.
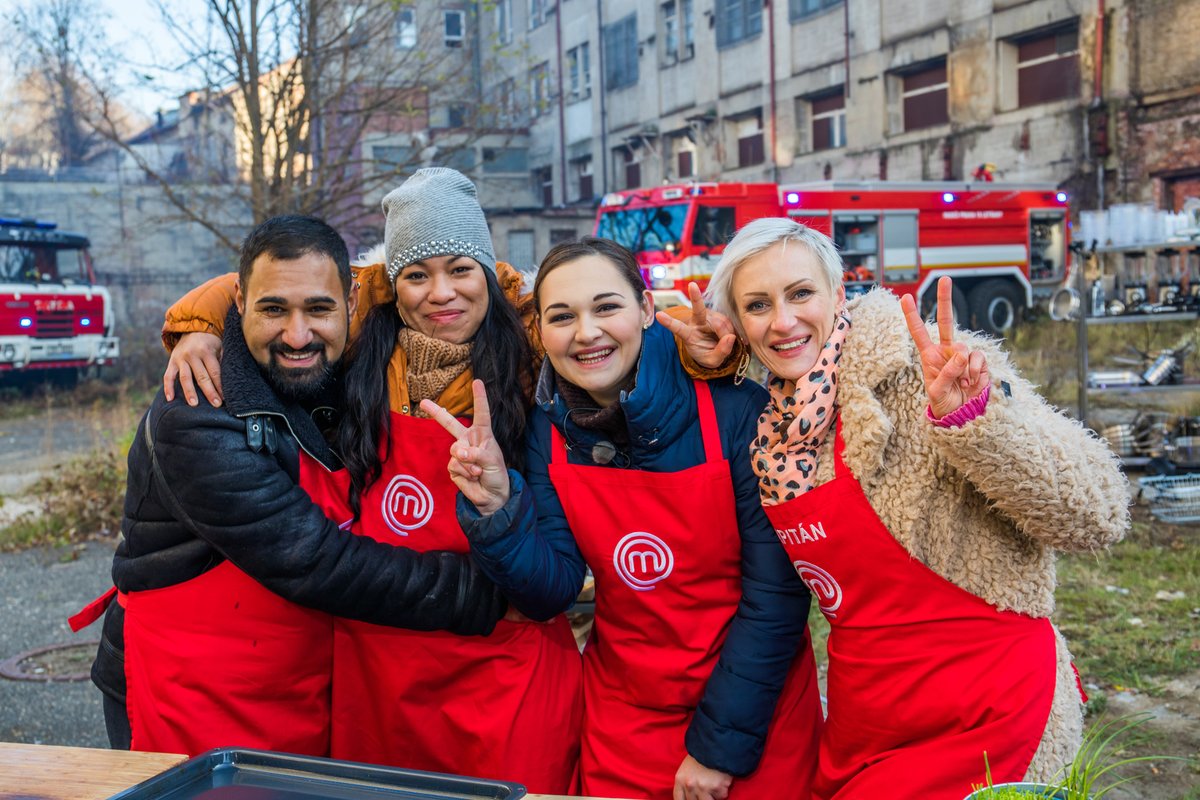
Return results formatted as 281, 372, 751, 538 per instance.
899, 276, 990, 420
420, 379, 511, 516
654, 282, 739, 370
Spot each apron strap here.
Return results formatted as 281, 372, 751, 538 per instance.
832, 410, 848, 479
692, 381, 723, 464
68, 585, 117, 632
549, 419, 568, 465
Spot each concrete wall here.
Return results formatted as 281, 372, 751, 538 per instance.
0, 179, 239, 332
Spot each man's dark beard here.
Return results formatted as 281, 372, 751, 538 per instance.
261, 342, 339, 404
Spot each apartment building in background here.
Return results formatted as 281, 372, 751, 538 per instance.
440, 0, 1200, 268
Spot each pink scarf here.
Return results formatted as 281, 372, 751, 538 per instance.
752, 312, 851, 506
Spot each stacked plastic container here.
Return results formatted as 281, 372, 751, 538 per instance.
1076, 204, 1198, 249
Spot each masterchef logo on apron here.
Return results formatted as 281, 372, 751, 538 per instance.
613, 531, 674, 591
792, 560, 843, 618
381, 474, 435, 535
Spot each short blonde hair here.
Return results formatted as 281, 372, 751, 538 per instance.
705, 217, 843, 335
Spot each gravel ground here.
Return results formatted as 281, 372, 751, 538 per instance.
0, 541, 115, 747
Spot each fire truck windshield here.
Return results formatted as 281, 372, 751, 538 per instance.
596, 204, 688, 254
0, 243, 81, 284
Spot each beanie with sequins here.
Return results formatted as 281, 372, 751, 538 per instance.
383, 167, 497, 283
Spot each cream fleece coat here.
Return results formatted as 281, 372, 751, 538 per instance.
810, 289, 1129, 781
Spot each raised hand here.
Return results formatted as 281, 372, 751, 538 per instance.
654, 281, 739, 369
900, 276, 990, 419
164, 332, 224, 407
419, 379, 511, 516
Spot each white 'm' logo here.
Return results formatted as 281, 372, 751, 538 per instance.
792, 560, 842, 618
613, 532, 674, 591
381, 474, 434, 535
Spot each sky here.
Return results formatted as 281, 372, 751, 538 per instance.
1, 0, 196, 119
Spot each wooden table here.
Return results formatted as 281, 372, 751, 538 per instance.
0, 742, 617, 800
0, 743, 186, 800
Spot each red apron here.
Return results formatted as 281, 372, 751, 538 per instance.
762, 417, 1057, 799
549, 381, 823, 800
68, 450, 343, 757
322, 411, 582, 794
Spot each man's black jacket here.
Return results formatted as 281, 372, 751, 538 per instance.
92, 312, 507, 704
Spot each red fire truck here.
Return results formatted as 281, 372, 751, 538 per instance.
0, 216, 119, 383
595, 181, 1072, 336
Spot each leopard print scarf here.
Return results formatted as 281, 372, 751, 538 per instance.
752, 312, 851, 506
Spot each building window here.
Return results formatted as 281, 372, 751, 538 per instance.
678, 149, 694, 179
716, 0, 761, 48
507, 230, 536, 271
550, 228, 577, 246
662, 2, 678, 63
620, 149, 641, 189
734, 111, 764, 167
396, 7, 416, 49
603, 14, 638, 91
482, 147, 529, 173
574, 158, 594, 200
682, 0, 694, 56
659, 1, 695, 62
789, 0, 842, 21
1016, 26, 1080, 107
810, 89, 846, 151
529, 0, 551, 29
530, 62, 551, 117
444, 10, 465, 47
533, 166, 554, 206
492, 77, 518, 126
495, 0, 512, 44
900, 60, 949, 132
446, 104, 468, 128
436, 147, 477, 173
567, 43, 591, 100
373, 145, 417, 175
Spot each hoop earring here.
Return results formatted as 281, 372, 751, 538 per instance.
733, 351, 751, 386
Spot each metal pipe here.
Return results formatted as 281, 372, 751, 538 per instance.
767, 0, 778, 182
596, 0, 609, 195
555, 0, 567, 205
843, 0, 851, 99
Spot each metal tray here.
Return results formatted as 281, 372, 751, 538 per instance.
106, 748, 527, 800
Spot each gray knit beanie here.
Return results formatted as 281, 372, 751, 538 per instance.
383, 167, 497, 283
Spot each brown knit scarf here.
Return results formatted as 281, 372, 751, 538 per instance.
554, 372, 635, 450
397, 327, 472, 417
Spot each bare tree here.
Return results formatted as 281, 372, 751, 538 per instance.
86, 0, 518, 253
2, 0, 122, 169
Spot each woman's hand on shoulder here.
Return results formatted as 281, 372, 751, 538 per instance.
900, 276, 989, 419
655, 282, 739, 370
673, 755, 732, 800
164, 332, 224, 407
421, 379, 511, 516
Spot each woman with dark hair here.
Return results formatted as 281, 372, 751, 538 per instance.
423, 236, 824, 800
158, 169, 584, 793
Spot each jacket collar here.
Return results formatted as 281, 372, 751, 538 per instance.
535, 322, 695, 464
219, 308, 341, 470
835, 288, 917, 477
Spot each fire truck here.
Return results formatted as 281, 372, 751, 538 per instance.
0, 216, 119, 383
595, 181, 1072, 337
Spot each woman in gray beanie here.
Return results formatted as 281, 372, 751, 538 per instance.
327, 167, 585, 792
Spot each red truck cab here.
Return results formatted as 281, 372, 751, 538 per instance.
0, 216, 120, 381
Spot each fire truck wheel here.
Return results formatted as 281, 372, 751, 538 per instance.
968, 279, 1022, 337
921, 284, 969, 330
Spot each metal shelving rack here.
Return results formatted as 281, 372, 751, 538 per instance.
1075, 241, 1200, 422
